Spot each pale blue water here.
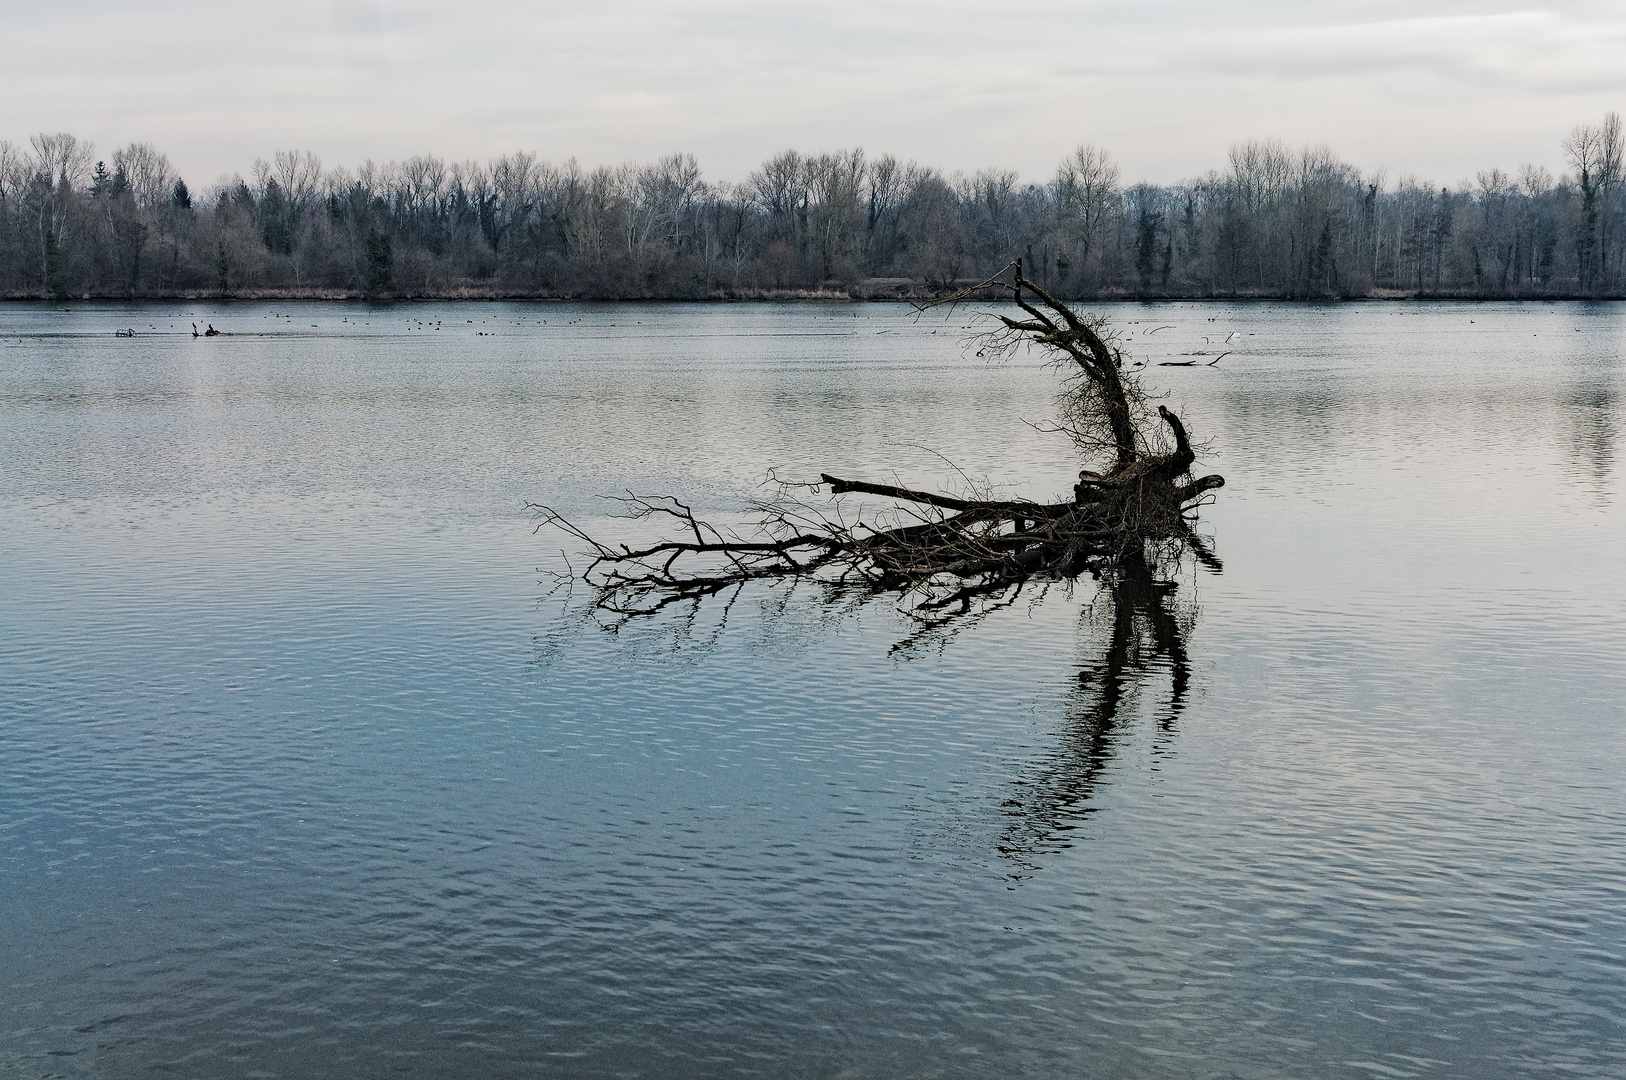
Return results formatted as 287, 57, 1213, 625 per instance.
2, 300, 1623, 1078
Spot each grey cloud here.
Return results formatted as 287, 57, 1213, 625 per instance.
0, 0, 1621, 187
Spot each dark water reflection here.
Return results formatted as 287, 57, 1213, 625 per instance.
1000, 563, 1196, 875
1567, 381, 1617, 487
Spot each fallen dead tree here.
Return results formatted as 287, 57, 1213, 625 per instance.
533, 260, 1223, 627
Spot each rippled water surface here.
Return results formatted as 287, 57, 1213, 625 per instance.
2, 300, 1623, 1079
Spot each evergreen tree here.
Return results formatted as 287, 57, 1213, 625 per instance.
44, 229, 67, 297
366, 230, 394, 294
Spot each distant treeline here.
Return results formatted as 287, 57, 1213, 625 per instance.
3, 118, 1625, 301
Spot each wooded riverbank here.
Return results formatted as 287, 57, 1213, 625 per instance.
7, 120, 1626, 303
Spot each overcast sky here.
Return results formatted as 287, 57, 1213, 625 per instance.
4, 0, 1624, 188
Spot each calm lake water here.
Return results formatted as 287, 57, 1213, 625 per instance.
2, 300, 1623, 1079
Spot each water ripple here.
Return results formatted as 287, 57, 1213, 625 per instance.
1, 300, 1623, 1078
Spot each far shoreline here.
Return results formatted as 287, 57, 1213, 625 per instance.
5, 288, 1626, 304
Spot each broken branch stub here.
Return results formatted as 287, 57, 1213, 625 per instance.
532, 261, 1223, 626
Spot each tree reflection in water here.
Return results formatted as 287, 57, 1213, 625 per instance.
539, 534, 1217, 881
998, 551, 1202, 877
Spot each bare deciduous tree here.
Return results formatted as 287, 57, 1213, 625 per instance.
1054, 144, 1121, 287
30, 132, 95, 189
111, 143, 175, 209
